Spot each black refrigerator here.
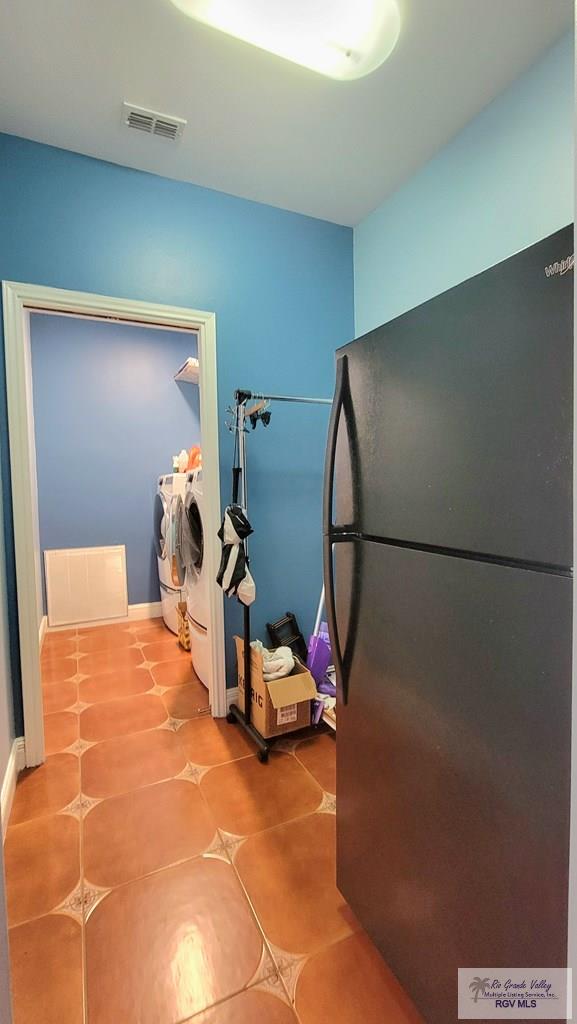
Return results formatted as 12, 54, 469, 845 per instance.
323, 225, 574, 1024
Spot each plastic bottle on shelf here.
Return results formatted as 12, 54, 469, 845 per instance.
177, 449, 189, 473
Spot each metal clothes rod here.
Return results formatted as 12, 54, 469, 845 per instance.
227, 385, 331, 764
235, 388, 331, 406
259, 394, 332, 405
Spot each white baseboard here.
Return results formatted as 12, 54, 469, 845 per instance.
46, 601, 163, 633
128, 601, 162, 621
226, 686, 239, 710
1, 738, 26, 839
39, 615, 47, 650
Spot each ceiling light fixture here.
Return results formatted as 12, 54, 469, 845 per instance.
167, 0, 401, 81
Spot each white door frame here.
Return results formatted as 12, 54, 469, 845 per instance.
2, 281, 227, 767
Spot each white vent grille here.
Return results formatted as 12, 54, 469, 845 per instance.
122, 102, 186, 141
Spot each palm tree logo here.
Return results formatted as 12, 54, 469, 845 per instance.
469, 977, 490, 1003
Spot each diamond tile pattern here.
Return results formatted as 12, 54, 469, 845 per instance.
5, 620, 422, 1024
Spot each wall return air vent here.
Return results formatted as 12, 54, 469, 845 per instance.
122, 102, 187, 141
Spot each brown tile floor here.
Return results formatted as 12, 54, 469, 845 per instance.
5, 620, 422, 1024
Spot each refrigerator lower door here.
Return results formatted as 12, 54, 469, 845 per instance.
335, 539, 571, 1024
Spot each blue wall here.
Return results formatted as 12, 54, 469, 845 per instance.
30, 314, 200, 611
354, 32, 575, 334
0, 133, 354, 734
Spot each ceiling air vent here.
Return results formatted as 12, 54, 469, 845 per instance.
122, 103, 186, 141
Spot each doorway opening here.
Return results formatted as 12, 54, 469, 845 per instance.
2, 282, 226, 768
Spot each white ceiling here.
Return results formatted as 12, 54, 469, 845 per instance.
0, 0, 572, 225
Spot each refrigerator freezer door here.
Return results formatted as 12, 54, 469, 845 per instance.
335, 225, 573, 568
335, 539, 571, 1024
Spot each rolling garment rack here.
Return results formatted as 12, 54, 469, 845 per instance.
226, 388, 332, 763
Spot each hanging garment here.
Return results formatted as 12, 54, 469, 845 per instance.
170, 495, 187, 588
175, 489, 204, 582
153, 492, 168, 560
216, 504, 256, 606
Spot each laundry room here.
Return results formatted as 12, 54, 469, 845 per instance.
29, 310, 211, 736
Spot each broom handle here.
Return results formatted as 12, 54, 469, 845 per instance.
313, 586, 325, 637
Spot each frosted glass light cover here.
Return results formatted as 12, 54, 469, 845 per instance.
168, 0, 401, 80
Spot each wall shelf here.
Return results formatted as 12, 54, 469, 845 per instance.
174, 356, 200, 383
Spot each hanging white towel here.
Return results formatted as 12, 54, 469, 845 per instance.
251, 640, 294, 680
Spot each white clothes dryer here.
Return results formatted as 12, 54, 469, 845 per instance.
183, 471, 210, 688
154, 473, 187, 634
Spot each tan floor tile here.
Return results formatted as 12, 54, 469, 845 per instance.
44, 711, 78, 754
132, 620, 173, 643
79, 622, 131, 637
295, 933, 424, 1024
81, 728, 186, 799
86, 857, 263, 1023
5, 815, 80, 926
129, 617, 167, 630
41, 656, 78, 686
200, 753, 322, 836
79, 645, 144, 677
42, 680, 78, 715
142, 638, 189, 664
80, 693, 167, 741
78, 666, 153, 704
41, 635, 78, 659
9, 914, 83, 1024
6, 634, 422, 1024
161, 681, 209, 721
78, 629, 137, 653
178, 716, 256, 766
295, 733, 336, 795
10, 754, 80, 825
235, 813, 356, 955
151, 658, 198, 688
187, 989, 297, 1023
84, 779, 217, 888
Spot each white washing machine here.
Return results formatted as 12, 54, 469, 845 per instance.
153, 473, 188, 634
184, 471, 210, 688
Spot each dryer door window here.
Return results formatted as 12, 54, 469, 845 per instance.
154, 492, 168, 559
186, 499, 204, 572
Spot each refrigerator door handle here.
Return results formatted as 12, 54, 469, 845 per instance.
323, 354, 349, 703
323, 353, 347, 538
324, 533, 352, 704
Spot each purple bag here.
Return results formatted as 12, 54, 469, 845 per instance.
312, 699, 324, 726
307, 634, 331, 685
317, 674, 336, 698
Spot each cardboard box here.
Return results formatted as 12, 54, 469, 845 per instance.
234, 636, 317, 739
